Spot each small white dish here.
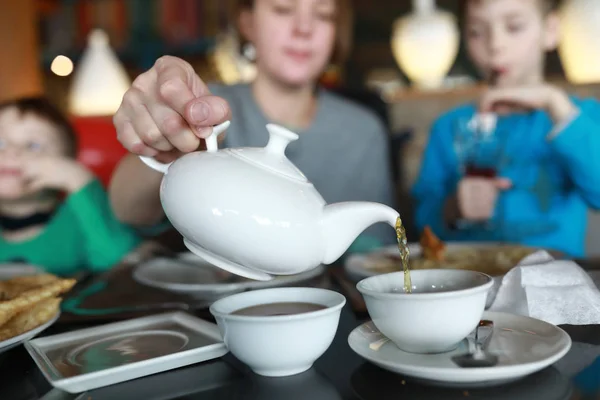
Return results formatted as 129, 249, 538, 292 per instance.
25, 312, 227, 393
357, 270, 493, 353
0, 312, 60, 354
133, 253, 326, 299
210, 287, 346, 377
348, 311, 572, 388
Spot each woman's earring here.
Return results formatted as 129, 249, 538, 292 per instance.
242, 42, 256, 62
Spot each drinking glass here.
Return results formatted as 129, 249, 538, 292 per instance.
453, 115, 560, 241
453, 115, 507, 232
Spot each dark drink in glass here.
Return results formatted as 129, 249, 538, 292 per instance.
465, 164, 497, 178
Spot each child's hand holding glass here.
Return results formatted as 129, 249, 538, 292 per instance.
449, 114, 510, 230
455, 176, 512, 222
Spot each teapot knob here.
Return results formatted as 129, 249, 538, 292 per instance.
205, 120, 231, 152
265, 124, 299, 156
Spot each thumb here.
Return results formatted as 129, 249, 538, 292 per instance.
494, 177, 513, 190
184, 96, 232, 128
479, 90, 505, 112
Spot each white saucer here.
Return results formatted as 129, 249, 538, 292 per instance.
0, 264, 44, 280
133, 252, 326, 299
348, 311, 572, 388
0, 312, 60, 354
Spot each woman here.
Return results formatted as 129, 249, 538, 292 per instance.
110, 0, 395, 253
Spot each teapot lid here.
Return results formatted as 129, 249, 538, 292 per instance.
229, 124, 308, 182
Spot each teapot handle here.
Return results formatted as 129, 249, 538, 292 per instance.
138, 156, 172, 174
138, 120, 231, 174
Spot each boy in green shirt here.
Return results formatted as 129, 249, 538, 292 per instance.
0, 97, 141, 275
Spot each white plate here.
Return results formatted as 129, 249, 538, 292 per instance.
133, 252, 326, 299
343, 242, 512, 282
348, 311, 572, 388
0, 312, 60, 354
0, 264, 44, 280
344, 243, 544, 308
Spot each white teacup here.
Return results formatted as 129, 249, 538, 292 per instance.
210, 287, 346, 377
356, 270, 493, 354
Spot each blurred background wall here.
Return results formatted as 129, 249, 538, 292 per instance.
3, 0, 600, 253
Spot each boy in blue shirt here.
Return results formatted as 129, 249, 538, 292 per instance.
412, 0, 600, 257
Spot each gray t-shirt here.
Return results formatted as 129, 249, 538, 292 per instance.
208, 83, 396, 245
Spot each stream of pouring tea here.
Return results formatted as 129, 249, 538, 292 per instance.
395, 216, 412, 293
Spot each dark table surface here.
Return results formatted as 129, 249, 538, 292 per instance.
2, 257, 600, 400
2, 303, 600, 400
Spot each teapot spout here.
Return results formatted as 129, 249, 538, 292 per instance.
321, 202, 399, 264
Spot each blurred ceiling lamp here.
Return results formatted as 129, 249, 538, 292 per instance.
68, 29, 130, 116
67, 30, 130, 188
391, 0, 459, 90
50, 55, 73, 76
558, 0, 600, 84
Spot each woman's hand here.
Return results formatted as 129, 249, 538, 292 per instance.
113, 56, 232, 158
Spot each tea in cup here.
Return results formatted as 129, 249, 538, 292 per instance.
210, 287, 346, 377
357, 270, 493, 353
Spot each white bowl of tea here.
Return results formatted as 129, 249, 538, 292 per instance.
209, 287, 346, 377
356, 269, 493, 354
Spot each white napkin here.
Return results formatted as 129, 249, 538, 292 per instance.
488, 251, 600, 325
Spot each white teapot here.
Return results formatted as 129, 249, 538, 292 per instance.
139, 121, 399, 281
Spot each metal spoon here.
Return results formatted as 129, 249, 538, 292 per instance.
452, 320, 498, 368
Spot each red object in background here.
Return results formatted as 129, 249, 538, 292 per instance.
465, 164, 497, 179
319, 65, 343, 89
71, 115, 128, 188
